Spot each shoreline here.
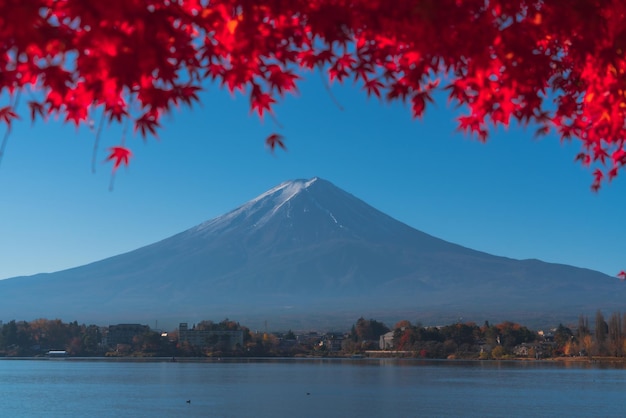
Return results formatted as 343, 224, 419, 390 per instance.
2, 355, 626, 364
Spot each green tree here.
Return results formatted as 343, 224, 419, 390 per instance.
15, 321, 33, 354
81, 325, 102, 356
1, 320, 18, 349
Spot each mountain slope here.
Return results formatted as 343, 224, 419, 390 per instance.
0, 177, 622, 329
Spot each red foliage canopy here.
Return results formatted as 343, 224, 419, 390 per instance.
1, 0, 626, 189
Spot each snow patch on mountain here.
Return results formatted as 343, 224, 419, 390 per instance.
304, 186, 343, 228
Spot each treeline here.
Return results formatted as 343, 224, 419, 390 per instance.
344, 317, 536, 359
0, 319, 102, 357
0, 318, 303, 358
558, 311, 626, 357
2, 312, 626, 359
345, 311, 626, 359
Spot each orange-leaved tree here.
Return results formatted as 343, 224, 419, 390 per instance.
1, 0, 626, 191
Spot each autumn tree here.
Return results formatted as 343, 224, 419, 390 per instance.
491, 345, 506, 359
197, 318, 242, 331
594, 310, 608, 355
553, 323, 573, 355
481, 321, 499, 347
581, 335, 593, 358
607, 312, 622, 357
577, 315, 590, 340
622, 313, 626, 355
350, 317, 389, 343
393, 320, 412, 330
440, 322, 478, 345
392, 320, 419, 351
393, 324, 422, 351
3, 0, 626, 192
390, 324, 445, 357
494, 321, 535, 350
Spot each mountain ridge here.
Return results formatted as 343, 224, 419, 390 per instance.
0, 177, 622, 329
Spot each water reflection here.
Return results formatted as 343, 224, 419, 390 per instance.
2, 358, 626, 417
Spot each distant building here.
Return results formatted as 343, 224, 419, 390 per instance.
296, 332, 321, 346
106, 324, 150, 346
47, 350, 67, 357
178, 323, 243, 350
538, 330, 555, 342
317, 332, 345, 352
513, 343, 535, 357
379, 331, 395, 350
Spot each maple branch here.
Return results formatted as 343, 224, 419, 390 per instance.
108, 96, 134, 192
0, 0, 625, 191
91, 111, 105, 174
0, 92, 20, 169
108, 165, 118, 192
268, 113, 284, 130
0, 124, 11, 168
319, 65, 344, 112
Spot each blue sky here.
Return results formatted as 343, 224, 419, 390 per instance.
0, 73, 624, 280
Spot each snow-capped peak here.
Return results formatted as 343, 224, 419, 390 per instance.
192, 178, 322, 234
249, 177, 318, 206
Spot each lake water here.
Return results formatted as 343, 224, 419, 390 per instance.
1, 358, 625, 417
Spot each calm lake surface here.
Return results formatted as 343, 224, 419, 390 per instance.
1, 358, 625, 417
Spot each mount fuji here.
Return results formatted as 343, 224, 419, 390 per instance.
0, 177, 622, 329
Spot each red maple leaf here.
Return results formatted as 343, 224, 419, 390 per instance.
106, 102, 129, 123
28, 101, 46, 122
106, 146, 132, 171
175, 85, 202, 107
265, 133, 286, 153
591, 168, 603, 192
134, 112, 160, 138
266, 65, 299, 96
251, 86, 276, 119
411, 92, 435, 119
0, 106, 19, 127
297, 49, 319, 69
363, 78, 384, 99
